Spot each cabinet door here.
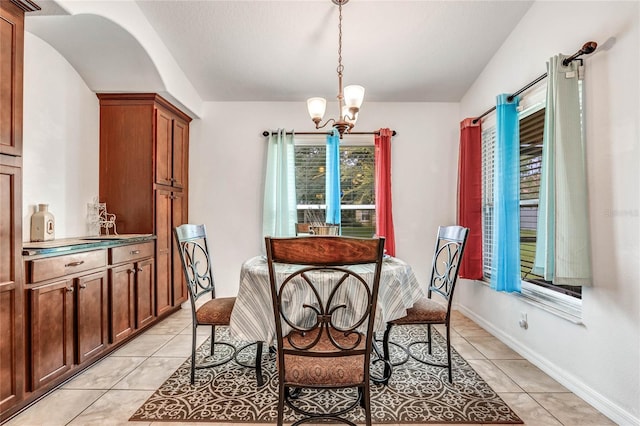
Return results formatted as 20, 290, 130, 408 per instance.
172, 191, 188, 305
0, 2, 24, 156
171, 118, 188, 189
30, 280, 74, 390
155, 188, 173, 315
0, 281, 22, 412
76, 271, 108, 364
109, 264, 135, 343
155, 107, 173, 186
0, 159, 23, 411
135, 258, 155, 328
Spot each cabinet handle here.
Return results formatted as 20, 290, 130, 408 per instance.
136, 267, 143, 272
170, 195, 176, 200
65, 260, 85, 267
79, 284, 87, 289
128, 268, 136, 274
170, 178, 176, 182
66, 286, 74, 292
130, 250, 141, 255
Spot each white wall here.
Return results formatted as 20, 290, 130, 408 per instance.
188, 101, 460, 296
22, 32, 100, 241
458, 2, 639, 424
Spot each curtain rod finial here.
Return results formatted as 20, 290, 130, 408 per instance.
582, 41, 597, 54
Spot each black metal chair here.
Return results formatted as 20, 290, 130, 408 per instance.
265, 235, 385, 426
381, 225, 469, 384
174, 224, 263, 385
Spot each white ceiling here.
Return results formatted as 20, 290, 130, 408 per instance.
27, 0, 535, 103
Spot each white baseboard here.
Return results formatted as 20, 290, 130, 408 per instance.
455, 304, 639, 426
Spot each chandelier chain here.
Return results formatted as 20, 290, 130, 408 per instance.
337, 1, 343, 76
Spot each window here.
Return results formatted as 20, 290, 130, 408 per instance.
294, 137, 376, 238
481, 103, 582, 299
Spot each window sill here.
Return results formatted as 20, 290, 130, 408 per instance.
479, 279, 583, 324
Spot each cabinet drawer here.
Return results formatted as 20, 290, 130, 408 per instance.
110, 241, 154, 265
28, 250, 107, 283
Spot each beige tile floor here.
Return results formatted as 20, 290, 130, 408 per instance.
4, 307, 616, 426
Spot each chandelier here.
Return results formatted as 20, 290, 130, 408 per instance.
307, 0, 364, 139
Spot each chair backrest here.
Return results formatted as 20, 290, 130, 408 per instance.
174, 224, 216, 305
265, 236, 385, 384
295, 223, 312, 235
427, 226, 469, 307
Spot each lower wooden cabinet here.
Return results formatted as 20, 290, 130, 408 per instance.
29, 279, 74, 390
135, 257, 155, 328
26, 240, 158, 391
0, 281, 23, 413
76, 271, 109, 363
109, 264, 136, 344
109, 241, 156, 337
29, 270, 109, 389
4, 237, 178, 420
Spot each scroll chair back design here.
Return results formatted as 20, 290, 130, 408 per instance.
174, 224, 263, 386
265, 236, 385, 426
382, 225, 469, 384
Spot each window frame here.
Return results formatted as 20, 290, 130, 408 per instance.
479, 84, 583, 320
293, 134, 376, 237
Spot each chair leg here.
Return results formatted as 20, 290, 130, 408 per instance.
427, 324, 433, 355
446, 324, 453, 383
255, 341, 264, 387
382, 323, 393, 385
210, 325, 215, 356
362, 384, 372, 426
278, 385, 286, 426
191, 324, 197, 385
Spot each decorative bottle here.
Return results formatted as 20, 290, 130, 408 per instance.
30, 204, 55, 242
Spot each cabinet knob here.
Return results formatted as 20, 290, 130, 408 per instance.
128, 268, 136, 274
136, 267, 143, 272
79, 284, 87, 289
66, 286, 74, 293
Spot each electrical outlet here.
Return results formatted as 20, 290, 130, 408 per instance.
519, 312, 528, 329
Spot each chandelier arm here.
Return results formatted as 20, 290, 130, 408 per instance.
313, 117, 337, 130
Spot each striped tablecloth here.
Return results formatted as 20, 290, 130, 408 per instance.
229, 255, 425, 346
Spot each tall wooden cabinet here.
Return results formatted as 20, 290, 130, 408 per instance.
0, 0, 39, 419
97, 93, 191, 311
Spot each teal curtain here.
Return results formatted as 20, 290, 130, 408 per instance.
325, 128, 341, 226
533, 55, 592, 285
262, 129, 297, 237
491, 94, 521, 293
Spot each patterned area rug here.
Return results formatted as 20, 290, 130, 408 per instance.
130, 326, 522, 424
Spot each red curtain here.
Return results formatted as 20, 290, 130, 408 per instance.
375, 128, 396, 256
457, 118, 483, 279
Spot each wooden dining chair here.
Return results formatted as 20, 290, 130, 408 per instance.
265, 235, 385, 426
295, 223, 313, 235
381, 225, 469, 384
174, 224, 263, 385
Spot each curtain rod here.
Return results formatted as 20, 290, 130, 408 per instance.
472, 41, 597, 124
262, 130, 397, 137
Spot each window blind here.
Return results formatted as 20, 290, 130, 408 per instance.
481, 126, 495, 278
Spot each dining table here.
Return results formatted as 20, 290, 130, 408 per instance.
229, 255, 425, 346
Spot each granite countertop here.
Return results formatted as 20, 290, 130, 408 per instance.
22, 234, 156, 257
